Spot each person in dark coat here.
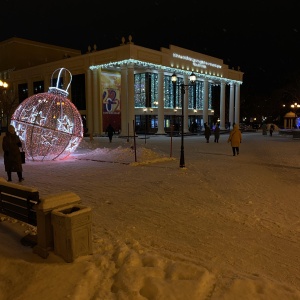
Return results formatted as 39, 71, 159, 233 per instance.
204, 123, 211, 143
214, 123, 220, 143
227, 124, 242, 156
269, 124, 275, 136
105, 124, 115, 143
2, 125, 24, 182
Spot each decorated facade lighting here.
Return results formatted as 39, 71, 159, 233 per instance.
89, 59, 242, 85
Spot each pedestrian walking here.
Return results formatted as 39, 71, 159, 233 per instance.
214, 123, 220, 143
227, 123, 242, 156
269, 124, 275, 136
105, 124, 115, 143
204, 123, 211, 143
2, 125, 24, 182
262, 123, 267, 135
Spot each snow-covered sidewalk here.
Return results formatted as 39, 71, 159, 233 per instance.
0, 131, 300, 300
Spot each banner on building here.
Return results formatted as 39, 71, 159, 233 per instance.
101, 71, 121, 133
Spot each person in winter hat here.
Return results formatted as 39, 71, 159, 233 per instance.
227, 123, 242, 156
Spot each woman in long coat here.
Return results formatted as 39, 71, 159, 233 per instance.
2, 125, 24, 182
227, 124, 242, 156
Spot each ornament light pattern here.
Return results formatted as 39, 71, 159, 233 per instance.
11, 68, 83, 161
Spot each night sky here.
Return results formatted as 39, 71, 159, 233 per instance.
2, 0, 300, 106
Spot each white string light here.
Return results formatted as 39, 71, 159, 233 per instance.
11, 68, 83, 161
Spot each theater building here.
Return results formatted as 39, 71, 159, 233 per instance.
0, 36, 243, 136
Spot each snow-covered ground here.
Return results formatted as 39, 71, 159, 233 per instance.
0, 131, 300, 300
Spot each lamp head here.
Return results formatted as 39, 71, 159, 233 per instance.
171, 73, 177, 85
189, 72, 196, 83
0, 80, 8, 88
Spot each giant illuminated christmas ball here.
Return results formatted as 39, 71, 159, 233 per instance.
11, 68, 83, 161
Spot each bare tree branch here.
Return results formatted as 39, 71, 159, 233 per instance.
0, 89, 19, 129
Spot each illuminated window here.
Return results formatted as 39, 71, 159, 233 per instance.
134, 73, 158, 108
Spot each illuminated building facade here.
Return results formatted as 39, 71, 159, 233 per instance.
1, 36, 243, 136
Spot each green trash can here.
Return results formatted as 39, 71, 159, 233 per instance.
51, 204, 93, 262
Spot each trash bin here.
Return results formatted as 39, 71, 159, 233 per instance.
51, 204, 93, 262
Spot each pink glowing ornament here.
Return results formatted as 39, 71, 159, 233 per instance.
11, 68, 83, 161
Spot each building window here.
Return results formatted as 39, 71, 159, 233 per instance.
164, 75, 173, 108
149, 73, 158, 107
164, 75, 183, 109
52, 77, 64, 89
134, 73, 159, 108
166, 76, 184, 109
18, 83, 28, 103
134, 73, 146, 108
33, 81, 44, 94
190, 80, 204, 110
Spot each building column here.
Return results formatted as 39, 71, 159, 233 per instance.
86, 69, 93, 135
219, 82, 226, 130
229, 83, 234, 129
203, 79, 209, 126
127, 63, 135, 136
120, 65, 128, 137
234, 83, 241, 126
156, 69, 165, 134
92, 69, 100, 135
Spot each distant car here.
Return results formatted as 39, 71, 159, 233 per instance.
239, 123, 248, 131
252, 123, 260, 130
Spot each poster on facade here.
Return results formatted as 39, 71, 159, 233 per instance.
101, 71, 121, 133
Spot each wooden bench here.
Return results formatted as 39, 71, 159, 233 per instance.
0, 177, 87, 260
0, 177, 40, 226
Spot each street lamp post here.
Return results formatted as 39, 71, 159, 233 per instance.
172, 72, 196, 168
0, 80, 9, 89
291, 102, 300, 128
0, 80, 9, 132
